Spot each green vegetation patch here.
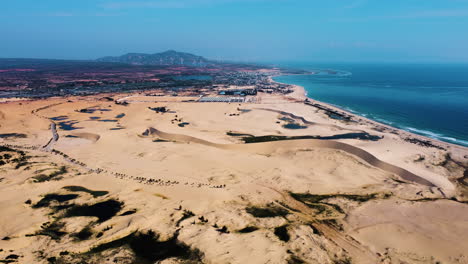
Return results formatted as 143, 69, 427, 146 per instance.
319, 219, 344, 231
73, 226, 94, 241
226, 131, 254, 137
308, 224, 322, 236
0, 146, 16, 152
242, 135, 293, 143
152, 139, 170, 143
237, 226, 259, 233
333, 257, 353, 264
120, 209, 137, 216
0, 146, 28, 169
304, 203, 331, 214
241, 132, 381, 143
288, 255, 306, 264
289, 192, 379, 216
65, 200, 123, 223
177, 122, 190, 127
34, 221, 67, 241
274, 225, 290, 242
29, 189, 125, 248
282, 123, 308, 129
33, 166, 67, 182
176, 210, 195, 227
279, 117, 295, 123
246, 206, 289, 218
62, 186, 109, 198
290, 193, 378, 204
0, 133, 27, 139
77, 230, 204, 264
0, 254, 21, 264
32, 193, 79, 208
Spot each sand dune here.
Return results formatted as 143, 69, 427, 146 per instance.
255, 107, 363, 133
256, 108, 317, 125
143, 127, 437, 188
348, 199, 468, 263
1, 94, 467, 264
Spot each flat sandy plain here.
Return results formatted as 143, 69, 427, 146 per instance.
0, 84, 467, 264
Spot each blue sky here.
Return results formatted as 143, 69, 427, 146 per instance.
1, 0, 468, 62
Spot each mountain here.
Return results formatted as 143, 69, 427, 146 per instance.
96, 50, 214, 67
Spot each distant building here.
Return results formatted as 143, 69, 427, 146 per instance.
199, 97, 245, 103
218, 89, 257, 96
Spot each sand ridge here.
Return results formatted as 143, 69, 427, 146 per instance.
144, 127, 438, 188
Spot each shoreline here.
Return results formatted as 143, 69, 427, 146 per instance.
1, 79, 468, 263
272, 74, 468, 152
3, 74, 467, 152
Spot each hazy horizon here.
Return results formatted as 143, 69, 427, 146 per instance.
2, 0, 468, 63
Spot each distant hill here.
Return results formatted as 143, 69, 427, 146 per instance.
96, 50, 214, 67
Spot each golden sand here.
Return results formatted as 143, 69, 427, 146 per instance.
0, 88, 467, 264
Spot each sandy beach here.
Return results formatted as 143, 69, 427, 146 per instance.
0, 81, 467, 263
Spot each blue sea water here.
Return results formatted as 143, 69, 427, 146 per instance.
273, 63, 468, 147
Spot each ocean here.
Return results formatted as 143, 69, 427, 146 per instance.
273, 63, 468, 147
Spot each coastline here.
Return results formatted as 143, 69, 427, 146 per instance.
272, 75, 468, 152
1, 78, 468, 263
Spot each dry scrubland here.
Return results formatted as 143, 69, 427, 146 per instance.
0, 90, 467, 264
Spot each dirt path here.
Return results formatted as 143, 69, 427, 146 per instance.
42, 122, 59, 151
263, 186, 378, 264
